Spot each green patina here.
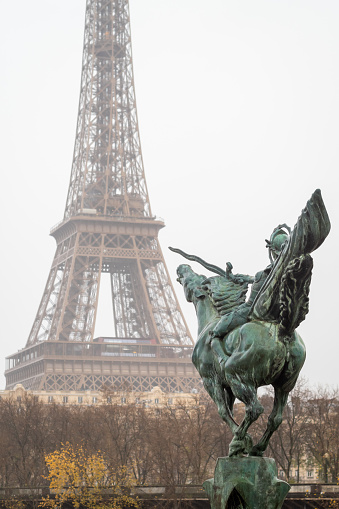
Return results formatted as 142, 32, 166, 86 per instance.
203, 457, 290, 509
172, 189, 330, 457
171, 190, 330, 508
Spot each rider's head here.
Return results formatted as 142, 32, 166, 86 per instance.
266, 224, 291, 263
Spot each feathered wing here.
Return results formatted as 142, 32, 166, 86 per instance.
279, 254, 313, 335
250, 189, 331, 324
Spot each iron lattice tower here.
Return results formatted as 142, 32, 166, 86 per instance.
5, 0, 198, 393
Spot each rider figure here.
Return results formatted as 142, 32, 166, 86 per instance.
209, 226, 290, 362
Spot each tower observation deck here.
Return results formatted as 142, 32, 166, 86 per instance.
5, 0, 200, 393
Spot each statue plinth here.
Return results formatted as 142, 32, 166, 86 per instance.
203, 457, 290, 509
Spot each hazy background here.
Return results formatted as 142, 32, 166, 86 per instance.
0, 0, 338, 390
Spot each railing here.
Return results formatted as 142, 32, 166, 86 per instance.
50, 218, 64, 233
1, 484, 339, 500
5, 341, 194, 372
50, 212, 163, 234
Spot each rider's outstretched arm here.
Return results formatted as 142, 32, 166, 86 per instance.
233, 273, 255, 284
226, 262, 254, 284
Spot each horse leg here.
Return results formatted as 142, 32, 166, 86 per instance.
224, 367, 263, 456
210, 337, 229, 363
202, 378, 238, 434
225, 386, 236, 415
251, 387, 289, 457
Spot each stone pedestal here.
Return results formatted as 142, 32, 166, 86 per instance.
203, 457, 290, 509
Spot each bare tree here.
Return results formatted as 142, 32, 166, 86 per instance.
0, 395, 47, 487
1, 381, 338, 493
305, 386, 339, 482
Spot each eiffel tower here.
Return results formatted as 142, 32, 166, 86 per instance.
5, 0, 199, 393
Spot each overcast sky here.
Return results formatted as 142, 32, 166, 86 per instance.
0, 0, 338, 390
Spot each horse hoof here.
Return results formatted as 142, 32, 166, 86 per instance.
229, 439, 246, 457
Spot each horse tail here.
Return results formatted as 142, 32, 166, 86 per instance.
279, 254, 313, 337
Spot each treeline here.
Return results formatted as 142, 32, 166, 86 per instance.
0, 381, 338, 488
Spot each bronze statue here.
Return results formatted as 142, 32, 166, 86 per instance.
170, 189, 330, 458
206, 225, 291, 367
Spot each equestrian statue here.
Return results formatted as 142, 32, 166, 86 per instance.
170, 189, 330, 459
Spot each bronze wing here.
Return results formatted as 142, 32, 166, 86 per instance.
250, 189, 331, 324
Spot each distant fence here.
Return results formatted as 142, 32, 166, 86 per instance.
1, 484, 339, 508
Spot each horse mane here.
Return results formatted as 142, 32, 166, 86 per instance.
201, 276, 249, 316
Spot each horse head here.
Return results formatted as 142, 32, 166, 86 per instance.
177, 264, 222, 337
176, 264, 207, 304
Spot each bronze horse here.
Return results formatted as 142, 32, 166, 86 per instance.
173, 190, 330, 457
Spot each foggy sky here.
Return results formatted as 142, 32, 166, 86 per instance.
0, 0, 338, 390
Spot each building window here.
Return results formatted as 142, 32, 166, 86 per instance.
62, 396, 68, 404
155, 398, 159, 404
135, 397, 140, 404
107, 396, 112, 403
307, 470, 313, 478
78, 396, 83, 404
279, 470, 284, 478
168, 398, 173, 405
121, 397, 126, 404
48, 396, 54, 403
92, 397, 97, 404
17, 396, 22, 403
